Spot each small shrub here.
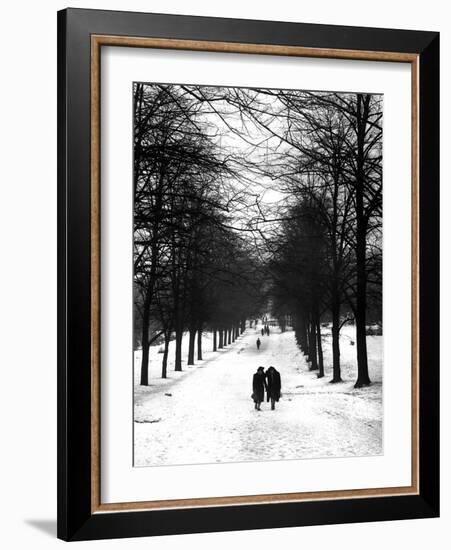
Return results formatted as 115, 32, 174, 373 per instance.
366, 324, 382, 336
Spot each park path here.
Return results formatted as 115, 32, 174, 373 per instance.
134, 324, 382, 467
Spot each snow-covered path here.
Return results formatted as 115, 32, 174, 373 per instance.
134, 326, 382, 467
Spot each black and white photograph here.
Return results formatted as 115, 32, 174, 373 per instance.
0, 0, 444, 545
133, 82, 383, 467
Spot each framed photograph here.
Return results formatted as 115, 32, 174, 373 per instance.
57, 8, 439, 541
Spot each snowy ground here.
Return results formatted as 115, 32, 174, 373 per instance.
134, 323, 382, 467
134, 327, 382, 466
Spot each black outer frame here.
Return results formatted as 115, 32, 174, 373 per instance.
57, 8, 439, 542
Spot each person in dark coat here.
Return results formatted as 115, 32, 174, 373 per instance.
252, 366, 267, 410
256, 337, 261, 350
265, 366, 281, 410
261, 328, 264, 336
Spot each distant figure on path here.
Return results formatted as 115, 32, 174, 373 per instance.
256, 338, 261, 350
261, 328, 264, 336
265, 366, 281, 410
252, 366, 267, 410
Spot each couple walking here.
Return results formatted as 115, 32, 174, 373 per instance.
252, 366, 281, 411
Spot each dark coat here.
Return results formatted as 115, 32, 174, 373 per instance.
252, 372, 267, 403
266, 369, 281, 401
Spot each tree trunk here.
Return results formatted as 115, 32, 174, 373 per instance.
331, 296, 342, 382
354, 94, 371, 388
187, 327, 196, 365
139, 298, 151, 385
213, 329, 217, 352
302, 316, 308, 354
218, 329, 223, 348
309, 321, 318, 370
228, 329, 232, 345
222, 329, 227, 347
296, 312, 308, 354
197, 325, 203, 361
174, 322, 183, 372
161, 331, 170, 379
140, 339, 150, 385
355, 216, 370, 386
316, 317, 324, 378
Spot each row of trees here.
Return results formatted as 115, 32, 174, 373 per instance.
133, 83, 383, 388
261, 92, 382, 387
134, 84, 264, 385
